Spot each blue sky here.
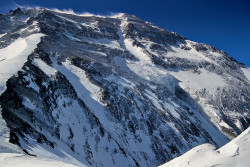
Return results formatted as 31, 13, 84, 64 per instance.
1, 0, 250, 66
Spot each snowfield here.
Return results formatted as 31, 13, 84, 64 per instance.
0, 153, 77, 167
160, 127, 250, 167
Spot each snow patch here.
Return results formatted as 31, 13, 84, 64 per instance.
33, 58, 57, 76
0, 33, 6, 38
241, 67, 250, 81
91, 38, 123, 50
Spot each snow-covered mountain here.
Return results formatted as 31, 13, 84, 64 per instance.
0, 8, 249, 166
160, 127, 250, 167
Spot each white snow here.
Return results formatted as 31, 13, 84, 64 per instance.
92, 38, 123, 50
0, 33, 6, 38
241, 67, 250, 81
54, 59, 101, 104
20, 21, 40, 34
160, 127, 250, 167
144, 89, 164, 110
0, 33, 44, 95
163, 103, 180, 119
169, 68, 226, 95
33, 58, 57, 76
122, 37, 175, 92
168, 44, 214, 63
0, 153, 77, 167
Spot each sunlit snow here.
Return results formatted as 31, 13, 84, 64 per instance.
0, 33, 44, 95
160, 127, 250, 167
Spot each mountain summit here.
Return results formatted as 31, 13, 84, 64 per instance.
0, 8, 249, 166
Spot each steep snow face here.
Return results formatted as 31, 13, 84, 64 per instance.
0, 8, 249, 167
160, 127, 250, 167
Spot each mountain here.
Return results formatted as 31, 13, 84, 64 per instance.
0, 7, 249, 167
160, 127, 250, 167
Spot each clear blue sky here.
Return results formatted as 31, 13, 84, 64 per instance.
1, 0, 250, 66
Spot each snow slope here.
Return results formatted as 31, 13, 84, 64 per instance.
0, 153, 77, 167
0, 33, 44, 95
160, 127, 250, 167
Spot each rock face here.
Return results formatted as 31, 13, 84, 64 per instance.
0, 8, 249, 167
